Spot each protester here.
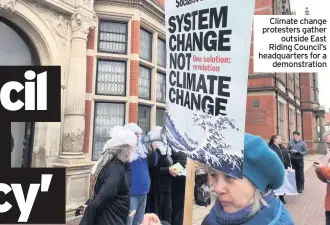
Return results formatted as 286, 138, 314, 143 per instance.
125, 123, 159, 225
145, 127, 165, 215
145, 144, 161, 215
79, 126, 136, 225
314, 131, 330, 225
202, 133, 294, 225
171, 150, 187, 225
287, 131, 309, 193
142, 133, 294, 225
154, 141, 174, 224
145, 126, 175, 223
268, 134, 291, 204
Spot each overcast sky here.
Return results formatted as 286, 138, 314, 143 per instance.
290, 0, 330, 111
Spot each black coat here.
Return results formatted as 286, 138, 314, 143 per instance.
268, 144, 291, 169
145, 148, 174, 214
171, 150, 187, 225
80, 159, 130, 225
146, 154, 161, 215
158, 149, 174, 192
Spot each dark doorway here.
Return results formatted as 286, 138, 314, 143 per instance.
0, 16, 40, 168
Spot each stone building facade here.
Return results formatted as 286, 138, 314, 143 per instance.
3, 0, 322, 213
3, 0, 165, 213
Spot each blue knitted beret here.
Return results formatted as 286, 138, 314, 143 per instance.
243, 133, 285, 193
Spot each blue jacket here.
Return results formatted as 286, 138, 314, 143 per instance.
130, 152, 158, 196
202, 197, 295, 225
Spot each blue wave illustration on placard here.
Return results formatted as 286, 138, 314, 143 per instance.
165, 105, 244, 178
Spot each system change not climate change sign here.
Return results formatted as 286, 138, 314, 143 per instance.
164, 0, 255, 178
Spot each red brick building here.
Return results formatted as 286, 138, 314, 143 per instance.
246, 0, 321, 153
325, 112, 330, 132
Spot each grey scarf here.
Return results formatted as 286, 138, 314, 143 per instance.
89, 144, 131, 200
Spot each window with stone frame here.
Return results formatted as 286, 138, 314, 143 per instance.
98, 20, 127, 54
156, 108, 165, 127
289, 108, 295, 138
276, 73, 286, 84
294, 73, 300, 99
296, 112, 302, 134
138, 105, 151, 134
96, 60, 126, 96
287, 74, 294, 91
157, 39, 166, 68
312, 73, 318, 101
273, 0, 287, 15
156, 72, 166, 103
140, 28, 152, 61
278, 102, 285, 138
92, 102, 125, 160
139, 66, 151, 100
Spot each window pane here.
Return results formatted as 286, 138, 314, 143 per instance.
276, 73, 286, 84
139, 66, 151, 99
98, 21, 127, 54
96, 60, 126, 95
140, 29, 152, 61
156, 108, 165, 127
156, 72, 166, 103
157, 39, 166, 67
92, 102, 125, 160
138, 105, 151, 134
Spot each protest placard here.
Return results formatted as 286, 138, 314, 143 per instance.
165, 0, 255, 179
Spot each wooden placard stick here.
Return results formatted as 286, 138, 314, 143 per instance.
183, 158, 196, 225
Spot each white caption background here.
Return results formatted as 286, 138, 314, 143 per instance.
254, 15, 330, 73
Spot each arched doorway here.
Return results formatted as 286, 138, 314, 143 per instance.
0, 16, 39, 168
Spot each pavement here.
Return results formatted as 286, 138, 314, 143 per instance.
3, 154, 328, 225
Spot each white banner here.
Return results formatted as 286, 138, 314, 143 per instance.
165, 0, 255, 178
274, 169, 298, 196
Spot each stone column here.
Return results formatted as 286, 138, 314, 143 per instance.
316, 109, 326, 154
319, 115, 326, 141
61, 11, 97, 159
54, 11, 97, 213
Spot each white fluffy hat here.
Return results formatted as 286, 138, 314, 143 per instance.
103, 126, 137, 152
124, 123, 143, 134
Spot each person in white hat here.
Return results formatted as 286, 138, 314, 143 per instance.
79, 126, 136, 225
124, 123, 159, 225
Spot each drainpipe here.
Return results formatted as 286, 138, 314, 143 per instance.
299, 73, 304, 140
294, 74, 298, 131
286, 74, 290, 140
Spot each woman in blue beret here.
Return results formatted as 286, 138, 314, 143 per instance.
201, 133, 295, 225
142, 133, 295, 225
